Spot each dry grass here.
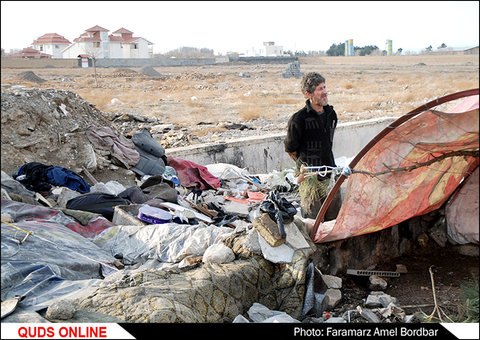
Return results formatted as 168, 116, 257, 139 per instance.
1, 54, 478, 128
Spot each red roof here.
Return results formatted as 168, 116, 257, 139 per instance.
11, 47, 51, 58
112, 27, 133, 34
32, 33, 71, 45
85, 25, 109, 32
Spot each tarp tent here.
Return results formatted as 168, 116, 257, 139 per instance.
311, 89, 479, 244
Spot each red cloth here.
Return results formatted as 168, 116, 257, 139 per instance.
167, 157, 221, 190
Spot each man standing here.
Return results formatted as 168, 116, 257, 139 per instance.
284, 72, 341, 220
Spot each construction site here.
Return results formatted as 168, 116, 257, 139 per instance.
1, 54, 478, 332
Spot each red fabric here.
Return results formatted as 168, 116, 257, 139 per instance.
167, 157, 221, 190
313, 94, 479, 243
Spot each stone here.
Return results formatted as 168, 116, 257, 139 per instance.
396, 264, 408, 273
368, 275, 388, 290
253, 213, 285, 247
223, 200, 250, 218
324, 289, 342, 310
321, 274, 342, 289
45, 300, 76, 320
365, 291, 397, 308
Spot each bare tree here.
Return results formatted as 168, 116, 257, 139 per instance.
83, 44, 103, 87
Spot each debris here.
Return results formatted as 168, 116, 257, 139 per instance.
368, 275, 388, 291
246, 302, 300, 323
346, 269, 400, 278
46, 300, 76, 320
357, 306, 381, 323
202, 243, 235, 264
253, 213, 286, 247
365, 291, 398, 308
395, 264, 408, 273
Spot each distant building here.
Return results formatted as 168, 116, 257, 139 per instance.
263, 41, 284, 57
32, 33, 71, 59
10, 47, 51, 59
464, 46, 479, 55
244, 42, 284, 57
61, 25, 153, 59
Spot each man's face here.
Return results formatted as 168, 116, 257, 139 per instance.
306, 82, 328, 107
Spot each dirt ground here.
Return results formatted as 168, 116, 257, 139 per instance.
1, 54, 478, 322
337, 242, 479, 321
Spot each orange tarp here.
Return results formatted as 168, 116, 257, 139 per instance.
313, 94, 479, 243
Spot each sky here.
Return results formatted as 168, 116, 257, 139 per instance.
1, 1, 479, 55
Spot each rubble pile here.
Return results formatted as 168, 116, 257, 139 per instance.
1, 86, 114, 177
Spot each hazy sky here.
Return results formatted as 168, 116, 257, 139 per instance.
1, 1, 478, 54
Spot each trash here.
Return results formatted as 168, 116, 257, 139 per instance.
137, 204, 172, 224
259, 190, 297, 239
253, 213, 286, 247
202, 243, 235, 264
368, 275, 388, 291
246, 302, 300, 323
66, 192, 131, 221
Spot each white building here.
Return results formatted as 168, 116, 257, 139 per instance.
61, 25, 153, 59
262, 41, 283, 56
31, 33, 71, 59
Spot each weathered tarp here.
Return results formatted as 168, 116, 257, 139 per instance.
1, 200, 118, 313
313, 93, 479, 243
446, 166, 479, 244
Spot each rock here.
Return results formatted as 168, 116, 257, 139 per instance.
455, 244, 479, 257
365, 291, 397, 308
223, 200, 250, 218
202, 243, 235, 264
395, 264, 408, 273
321, 274, 342, 289
46, 300, 76, 320
428, 216, 448, 247
253, 213, 285, 247
54, 187, 82, 208
325, 289, 342, 310
368, 275, 388, 290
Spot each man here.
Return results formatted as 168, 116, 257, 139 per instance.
284, 72, 341, 220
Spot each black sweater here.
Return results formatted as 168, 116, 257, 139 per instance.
284, 99, 338, 167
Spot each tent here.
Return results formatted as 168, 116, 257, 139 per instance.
311, 89, 479, 244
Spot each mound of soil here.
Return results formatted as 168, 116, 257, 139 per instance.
139, 66, 162, 77
17, 71, 46, 83
1, 87, 136, 185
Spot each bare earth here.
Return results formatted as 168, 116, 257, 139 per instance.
1, 54, 478, 321
1, 54, 478, 143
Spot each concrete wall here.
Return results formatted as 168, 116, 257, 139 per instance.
166, 117, 397, 174
1, 56, 297, 69
1, 58, 78, 68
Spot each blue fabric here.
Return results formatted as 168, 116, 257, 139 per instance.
45, 166, 90, 193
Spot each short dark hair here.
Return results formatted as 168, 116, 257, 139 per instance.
301, 72, 326, 95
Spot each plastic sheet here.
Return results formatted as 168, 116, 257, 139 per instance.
93, 222, 234, 264
1, 201, 117, 312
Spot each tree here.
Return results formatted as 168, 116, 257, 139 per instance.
326, 42, 345, 56
426, 45, 433, 52
83, 44, 103, 88
438, 43, 447, 49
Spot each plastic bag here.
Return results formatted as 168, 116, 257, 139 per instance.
259, 190, 297, 238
